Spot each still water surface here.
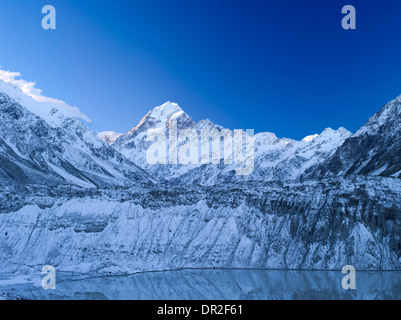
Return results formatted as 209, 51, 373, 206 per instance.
4, 269, 401, 300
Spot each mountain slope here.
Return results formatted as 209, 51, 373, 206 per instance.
111, 101, 200, 181
309, 95, 401, 179
0, 81, 151, 188
97, 131, 123, 145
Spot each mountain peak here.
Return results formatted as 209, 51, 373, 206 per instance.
97, 131, 123, 145
354, 94, 401, 137
301, 127, 350, 144
148, 101, 182, 120
319, 127, 351, 138
128, 101, 194, 135
196, 119, 223, 130
302, 134, 319, 142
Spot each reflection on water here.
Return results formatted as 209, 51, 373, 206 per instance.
6, 269, 401, 300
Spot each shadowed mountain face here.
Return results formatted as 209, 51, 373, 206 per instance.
0, 87, 151, 188
309, 95, 401, 179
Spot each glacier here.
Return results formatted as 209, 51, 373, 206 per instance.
1, 176, 401, 274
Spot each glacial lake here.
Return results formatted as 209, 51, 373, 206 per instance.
2, 269, 401, 300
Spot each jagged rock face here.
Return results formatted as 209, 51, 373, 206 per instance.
0, 91, 151, 188
1, 177, 401, 274
310, 96, 401, 179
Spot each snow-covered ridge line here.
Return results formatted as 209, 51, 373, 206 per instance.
1, 72, 400, 187
0, 72, 90, 124
309, 94, 401, 179
109, 101, 352, 184
97, 131, 123, 145
0, 89, 151, 187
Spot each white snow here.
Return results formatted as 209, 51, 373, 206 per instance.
0, 73, 90, 126
302, 134, 319, 142
97, 131, 123, 145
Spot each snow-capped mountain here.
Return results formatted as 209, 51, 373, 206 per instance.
309, 95, 401, 179
1, 77, 401, 277
111, 101, 202, 181
106, 101, 351, 185
97, 131, 123, 145
0, 80, 151, 188
174, 126, 352, 185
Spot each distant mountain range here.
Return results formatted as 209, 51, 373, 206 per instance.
1, 78, 401, 274
99, 96, 401, 185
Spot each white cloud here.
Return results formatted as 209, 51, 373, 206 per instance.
0, 68, 91, 122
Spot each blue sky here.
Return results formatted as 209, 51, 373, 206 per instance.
0, 0, 401, 140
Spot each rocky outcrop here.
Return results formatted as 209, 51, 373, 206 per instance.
309, 95, 401, 179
